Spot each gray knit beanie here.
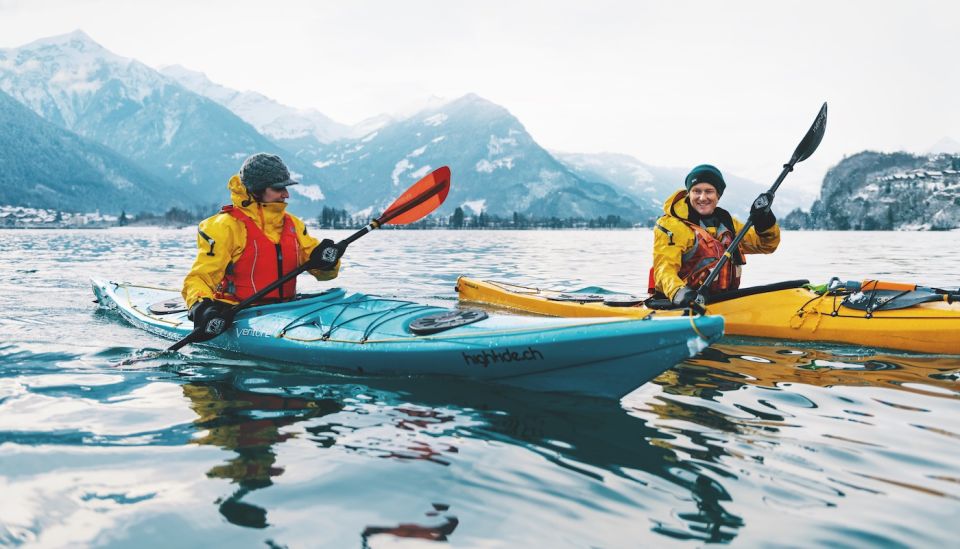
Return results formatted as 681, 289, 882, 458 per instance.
239, 153, 299, 193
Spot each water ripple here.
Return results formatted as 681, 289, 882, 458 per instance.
1, 228, 959, 546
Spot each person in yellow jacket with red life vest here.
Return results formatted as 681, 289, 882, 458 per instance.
182, 153, 342, 335
650, 164, 779, 307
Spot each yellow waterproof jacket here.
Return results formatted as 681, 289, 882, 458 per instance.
652, 189, 780, 300
181, 175, 340, 307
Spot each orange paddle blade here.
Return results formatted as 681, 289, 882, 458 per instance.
861, 280, 917, 292
379, 166, 451, 225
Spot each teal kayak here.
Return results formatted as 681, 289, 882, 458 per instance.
91, 280, 723, 399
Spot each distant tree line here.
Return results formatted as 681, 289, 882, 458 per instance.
317, 206, 356, 229
119, 205, 219, 226
106, 205, 635, 229
317, 205, 634, 230
444, 207, 631, 229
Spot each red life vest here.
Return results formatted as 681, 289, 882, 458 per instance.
648, 221, 743, 295
214, 206, 300, 303
677, 221, 741, 293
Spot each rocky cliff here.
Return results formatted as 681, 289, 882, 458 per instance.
782, 151, 960, 230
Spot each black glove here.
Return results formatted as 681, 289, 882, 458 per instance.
672, 286, 700, 307
307, 239, 344, 271
188, 299, 235, 340
749, 192, 777, 232
672, 286, 707, 314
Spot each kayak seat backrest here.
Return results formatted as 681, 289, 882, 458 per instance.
643, 297, 676, 310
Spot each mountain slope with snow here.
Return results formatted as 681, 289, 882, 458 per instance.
306, 94, 652, 221
0, 89, 187, 213
556, 151, 816, 219
0, 31, 340, 215
160, 64, 355, 143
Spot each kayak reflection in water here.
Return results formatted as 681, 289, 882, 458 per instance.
357, 377, 745, 543
666, 342, 960, 400
180, 152, 343, 338
361, 503, 459, 547
182, 380, 343, 529
650, 164, 780, 307
183, 370, 747, 543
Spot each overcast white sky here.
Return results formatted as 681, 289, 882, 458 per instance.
2, 0, 958, 196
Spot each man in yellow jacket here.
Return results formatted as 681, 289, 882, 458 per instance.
651, 164, 779, 306
182, 153, 341, 334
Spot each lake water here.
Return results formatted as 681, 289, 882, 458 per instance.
1, 227, 958, 547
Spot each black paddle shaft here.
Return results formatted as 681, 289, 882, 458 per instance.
168, 176, 449, 352
231, 175, 448, 311
695, 103, 828, 297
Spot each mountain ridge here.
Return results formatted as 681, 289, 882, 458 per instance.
0, 30, 826, 224
0, 88, 192, 213
304, 93, 653, 221
0, 30, 341, 215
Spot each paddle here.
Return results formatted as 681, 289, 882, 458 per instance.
167, 166, 452, 353
693, 102, 828, 304
837, 279, 959, 309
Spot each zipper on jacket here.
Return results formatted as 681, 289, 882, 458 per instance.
276, 244, 284, 299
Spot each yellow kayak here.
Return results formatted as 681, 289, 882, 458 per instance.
456, 276, 960, 354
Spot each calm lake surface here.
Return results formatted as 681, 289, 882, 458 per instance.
1, 227, 958, 547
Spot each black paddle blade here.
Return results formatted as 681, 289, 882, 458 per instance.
790, 102, 828, 164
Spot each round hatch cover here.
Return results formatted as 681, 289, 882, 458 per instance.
148, 299, 188, 315
409, 309, 489, 335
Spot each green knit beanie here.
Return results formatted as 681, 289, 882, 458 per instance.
684, 164, 726, 196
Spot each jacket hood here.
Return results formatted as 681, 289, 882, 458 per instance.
227, 174, 289, 229
663, 189, 690, 219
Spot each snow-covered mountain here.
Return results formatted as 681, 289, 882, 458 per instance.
159, 64, 651, 221
554, 152, 683, 215
783, 151, 960, 230
305, 94, 650, 221
0, 31, 339, 215
0, 31, 164, 129
556, 151, 816, 220
0, 89, 187, 213
2, 30, 810, 224
159, 64, 355, 143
